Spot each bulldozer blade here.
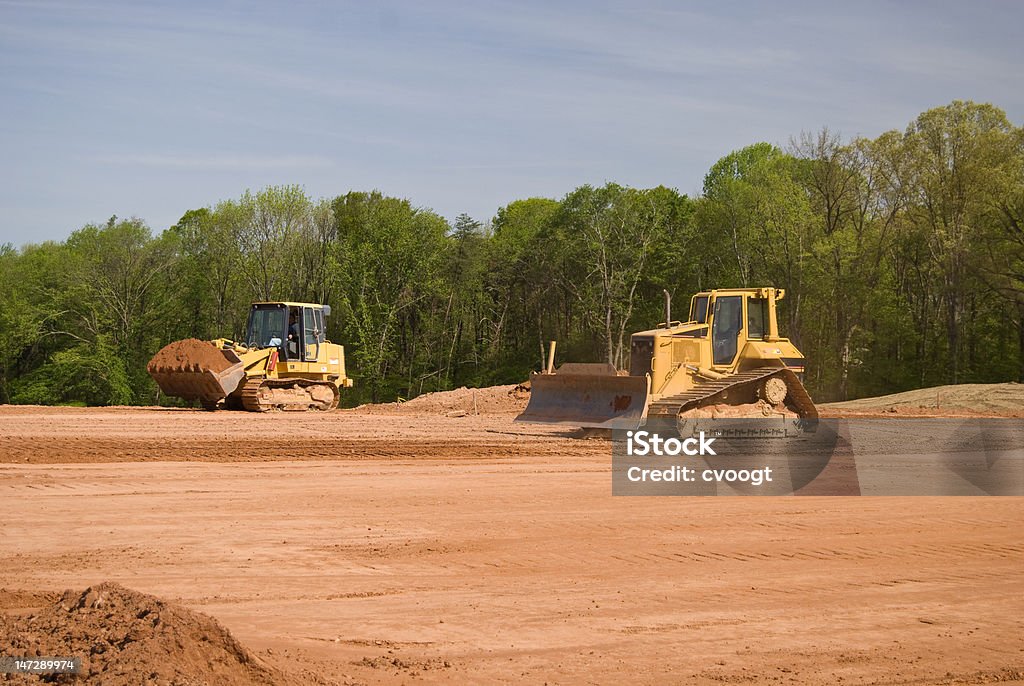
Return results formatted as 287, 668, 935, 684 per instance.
516, 370, 650, 429
147, 340, 246, 404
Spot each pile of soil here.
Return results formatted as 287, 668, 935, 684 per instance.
354, 383, 530, 416
0, 583, 287, 685
679, 400, 798, 420
148, 339, 234, 373
820, 382, 1024, 418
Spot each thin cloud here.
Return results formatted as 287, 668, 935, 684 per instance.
95, 154, 335, 171
1, 0, 1021, 246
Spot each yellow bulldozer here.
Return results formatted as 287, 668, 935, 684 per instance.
516, 287, 817, 432
148, 301, 352, 411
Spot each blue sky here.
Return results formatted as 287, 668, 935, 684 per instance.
2, 0, 1021, 246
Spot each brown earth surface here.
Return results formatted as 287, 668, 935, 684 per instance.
148, 339, 236, 373
1, 387, 1023, 684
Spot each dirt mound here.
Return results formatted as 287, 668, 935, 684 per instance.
0, 582, 289, 685
679, 400, 799, 419
820, 382, 1024, 417
354, 383, 530, 416
148, 339, 235, 373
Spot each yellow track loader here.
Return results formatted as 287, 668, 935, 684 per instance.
516, 287, 816, 432
148, 301, 352, 411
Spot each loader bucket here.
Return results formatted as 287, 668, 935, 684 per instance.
147, 339, 246, 404
516, 365, 650, 429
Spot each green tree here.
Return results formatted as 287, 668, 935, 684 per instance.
697, 144, 815, 345
485, 198, 561, 375
331, 191, 449, 402
236, 185, 314, 301
901, 101, 1020, 383
548, 183, 680, 368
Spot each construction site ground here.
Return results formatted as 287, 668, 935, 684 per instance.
1, 384, 1023, 684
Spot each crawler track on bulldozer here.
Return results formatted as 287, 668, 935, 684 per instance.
647, 367, 817, 421
237, 378, 340, 412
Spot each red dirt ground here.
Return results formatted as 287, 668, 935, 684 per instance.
1, 395, 1022, 684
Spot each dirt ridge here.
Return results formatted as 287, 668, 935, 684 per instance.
820, 382, 1024, 417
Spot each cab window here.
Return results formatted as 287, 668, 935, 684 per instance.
690, 295, 709, 324
246, 305, 286, 349
314, 308, 325, 343
287, 306, 303, 360
303, 307, 318, 360
747, 298, 767, 339
711, 295, 743, 365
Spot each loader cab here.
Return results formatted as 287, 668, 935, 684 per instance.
289, 303, 329, 362
246, 302, 331, 362
246, 303, 288, 351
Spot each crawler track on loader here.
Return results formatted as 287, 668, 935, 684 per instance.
238, 377, 340, 412
647, 367, 817, 421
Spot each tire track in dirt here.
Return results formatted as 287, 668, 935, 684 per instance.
0, 436, 606, 464
0, 405, 607, 465
585, 540, 1023, 569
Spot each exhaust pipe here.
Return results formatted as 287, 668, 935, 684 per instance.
663, 289, 671, 328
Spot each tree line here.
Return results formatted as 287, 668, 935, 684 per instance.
1, 100, 1022, 407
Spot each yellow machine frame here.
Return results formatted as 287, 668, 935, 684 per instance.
638, 287, 804, 402
517, 287, 814, 429
223, 301, 353, 388
148, 301, 352, 412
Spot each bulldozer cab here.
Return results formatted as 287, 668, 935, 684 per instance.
682, 292, 747, 366
710, 294, 743, 365
687, 288, 782, 371
246, 302, 330, 362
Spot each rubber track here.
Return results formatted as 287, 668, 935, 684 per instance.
238, 377, 340, 412
646, 367, 817, 420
